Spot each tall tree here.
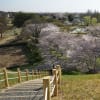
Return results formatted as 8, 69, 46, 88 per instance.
68, 14, 74, 22
12, 12, 33, 27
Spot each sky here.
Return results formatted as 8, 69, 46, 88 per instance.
0, 0, 100, 13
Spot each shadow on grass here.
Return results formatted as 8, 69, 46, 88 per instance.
62, 70, 83, 75
7, 62, 43, 72
62, 70, 99, 76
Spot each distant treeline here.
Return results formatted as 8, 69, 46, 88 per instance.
68, 10, 100, 22
0, 10, 100, 28
12, 12, 47, 27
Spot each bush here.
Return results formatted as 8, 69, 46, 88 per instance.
23, 44, 43, 64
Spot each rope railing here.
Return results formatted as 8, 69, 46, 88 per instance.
0, 68, 49, 88
43, 65, 61, 100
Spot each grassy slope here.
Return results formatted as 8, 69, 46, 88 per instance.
52, 74, 100, 100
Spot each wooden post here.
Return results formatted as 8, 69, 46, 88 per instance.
17, 68, 21, 83
43, 77, 51, 100
52, 69, 58, 96
32, 70, 34, 79
56, 65, 61, 86
3, 68, 9, 87
25, 69, 29, 81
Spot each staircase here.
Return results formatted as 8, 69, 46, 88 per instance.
0, 79, 44, 100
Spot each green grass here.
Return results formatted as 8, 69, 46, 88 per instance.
52, 74, 100, 100
53, 21, 71, 32
5, 28, 22, 36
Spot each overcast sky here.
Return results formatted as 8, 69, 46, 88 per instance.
0, 0, 100, 13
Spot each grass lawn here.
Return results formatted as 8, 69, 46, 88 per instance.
52, 74, 100, 100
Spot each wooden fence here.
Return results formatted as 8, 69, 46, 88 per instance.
43, 65, 61, 100
0, 68, 48, 88
0, 65, 61, 100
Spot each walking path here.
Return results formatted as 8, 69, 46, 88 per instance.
0, 78, 44, 100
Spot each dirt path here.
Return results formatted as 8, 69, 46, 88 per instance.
0, 36, 17, 45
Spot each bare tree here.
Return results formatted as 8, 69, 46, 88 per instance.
21, 23, 45, 43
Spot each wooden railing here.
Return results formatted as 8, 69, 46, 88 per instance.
0, 68, 48, 89
43, 65, 61, 100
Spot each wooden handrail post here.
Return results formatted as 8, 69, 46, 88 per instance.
17, 68, 21, 83
25, 69, 29, 81
56, 65, 61, 86
52, 69, 58, 96
43, 77, 51, 100
3, 68, 9, 87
